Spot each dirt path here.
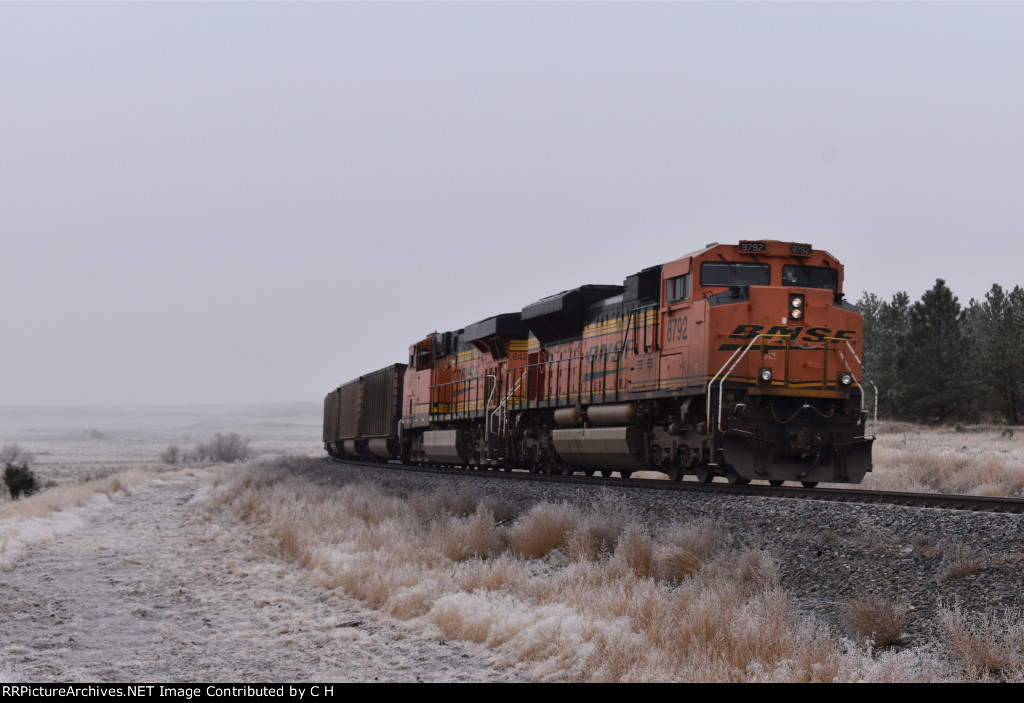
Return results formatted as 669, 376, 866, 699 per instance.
0, 471, 521, 682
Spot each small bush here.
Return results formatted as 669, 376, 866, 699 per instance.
160, 445, 181, 464
3, 463, 40, 500
940, 604, 1024, 676
566, 514, 625, 562
656, 518, 730, 581
197, 433, 252, 463
502, 502, 580, 559
843, 593, 908, 648
939, 543, 981, 580
440, 507, 498, 561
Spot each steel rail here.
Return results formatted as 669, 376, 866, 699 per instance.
326, 457, 1024, 515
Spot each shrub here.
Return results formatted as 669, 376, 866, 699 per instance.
160, 445, 181, 464
656, 518, 730, 581
502, 502, 580, 559
940, 604, 1024, 676
440, 507, 498, 561
566, 514, 624, 562
843, 593, 908, 648
3, 463, 40, 500
939, 543, 981, 580
198, 433, 252, 463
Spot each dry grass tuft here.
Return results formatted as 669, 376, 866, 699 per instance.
410, 488, 481, 521
843, 593, 908, 647
565, 513, 625, 562
655, 518, 729, 581
612, 525, 655, 578
939, 604, 1024, 677
502, 502, 580, 559
454, 554, 525, 592
939, 543, 981, 580
912, 534, 938, 555
699, 549, 780, 593
477, 495, 515, 523
439, 507, 498, 561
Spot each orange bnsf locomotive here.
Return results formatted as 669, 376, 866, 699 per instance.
323, 241, 874, 486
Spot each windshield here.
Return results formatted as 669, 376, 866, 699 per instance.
782, 265, 838, 291
700, 262, 771, 287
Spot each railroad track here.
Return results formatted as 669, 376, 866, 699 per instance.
327, 457, 1024, 515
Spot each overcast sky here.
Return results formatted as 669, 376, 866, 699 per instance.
2, 2, 1023, 408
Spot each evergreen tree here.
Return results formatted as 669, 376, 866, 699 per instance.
3, 463, 38, 499
968, 284, 1024, 424
857, 290, 911, 418
903, 280, 974, 423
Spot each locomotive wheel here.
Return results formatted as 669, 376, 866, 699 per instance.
618, 470, 633, 479
666, 465, 683, 482
727, 474, 750, 486
694, 465, 713, 483
584, 469, 595, 477
601, 470, 613, 478
769, 480, 785, 487
801, 481, 819, 488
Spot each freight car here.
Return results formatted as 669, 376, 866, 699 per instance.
323, 241, 874, 486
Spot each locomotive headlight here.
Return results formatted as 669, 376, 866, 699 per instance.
839, 373, 853, 386
789, 295, 805, 321
759, 368, 773, 383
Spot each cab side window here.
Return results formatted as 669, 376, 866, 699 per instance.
665, 274, 690, 303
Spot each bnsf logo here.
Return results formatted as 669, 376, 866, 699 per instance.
724, 324, 856, 346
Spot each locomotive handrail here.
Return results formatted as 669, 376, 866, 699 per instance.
479, 374, 499, 460
428, 375, 495, 419
707, 334, 773, 466
487, 370, 526, 453
839, 341, 878, 439
707, 333, 785, 433
499, 371, 526, 429
618, 302, 660, 357
497, 347, 633, 411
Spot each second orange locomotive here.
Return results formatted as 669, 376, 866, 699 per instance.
324, 241, 874, 486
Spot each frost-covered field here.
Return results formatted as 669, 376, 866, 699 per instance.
2, 408, 1024, 682
0, 404, 318, 487
862, 423, 1024, 497
0, 405, 522, 683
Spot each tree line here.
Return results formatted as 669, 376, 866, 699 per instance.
856, 281, 1024, 425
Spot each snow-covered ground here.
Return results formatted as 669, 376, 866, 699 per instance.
0, 405, 523, 682
4, 407, 1023, 682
